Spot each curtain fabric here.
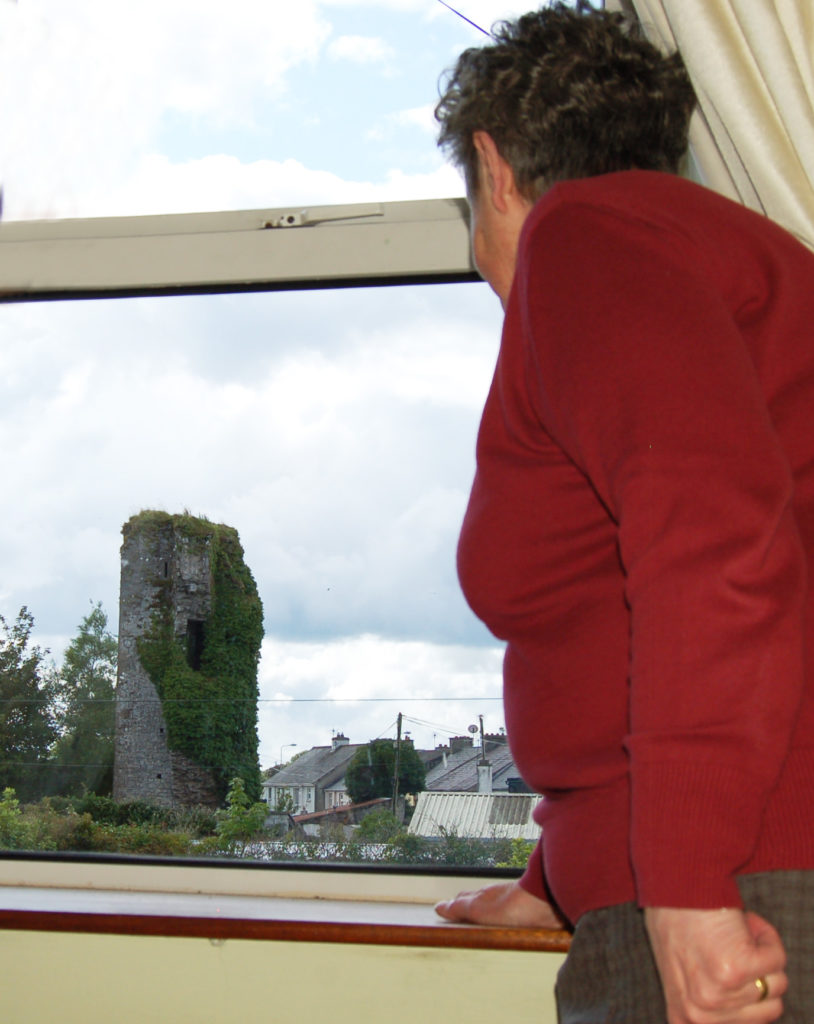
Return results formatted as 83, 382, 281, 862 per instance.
627, 0, 814, 248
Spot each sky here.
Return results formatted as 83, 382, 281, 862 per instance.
0, 0, 540, 770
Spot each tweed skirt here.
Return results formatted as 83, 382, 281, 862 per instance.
555, 871, 814, 1024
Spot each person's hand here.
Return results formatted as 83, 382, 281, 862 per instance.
434, 879, 566, 929
645, 906, 788, 1023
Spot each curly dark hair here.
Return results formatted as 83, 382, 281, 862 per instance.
435, 1, 696, 199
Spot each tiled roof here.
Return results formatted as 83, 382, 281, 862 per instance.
408, 791, 541, 840
424, 742, 522, 792
263, 738, 530, 797
262, 743, 364, 788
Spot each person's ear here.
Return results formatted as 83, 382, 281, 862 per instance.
473, 131, 516, 214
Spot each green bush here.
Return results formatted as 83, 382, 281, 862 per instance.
495, 837, 535, 869
0, 791, 217, 855
90, 823, 194, 856
0, 788, 38, 850
0, 787, 525, 869
355, 809, 405, 844
170, 804, 218, 837
387, 831, 430, 864
72, 793, 125, 825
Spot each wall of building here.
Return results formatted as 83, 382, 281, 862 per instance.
0, 931, 563, 1024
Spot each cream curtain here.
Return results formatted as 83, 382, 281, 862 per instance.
623, 0, 814, 248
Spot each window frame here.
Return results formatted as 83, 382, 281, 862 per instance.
0, 198, 478, 302
0, 197, 572, 955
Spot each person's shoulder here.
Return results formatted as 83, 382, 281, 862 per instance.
528, 170, 808, 254
522, 170, 814, 277
528, 170, 718, 234
518, 171, 699, 269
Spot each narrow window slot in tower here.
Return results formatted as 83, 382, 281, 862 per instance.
186, 619, 205, 671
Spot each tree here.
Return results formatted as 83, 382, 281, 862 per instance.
272, 789, 294, 814
344, 738, 426, 806
0, 607, 58, 800
52, 602, 117, 796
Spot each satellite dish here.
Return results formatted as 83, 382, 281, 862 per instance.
467, 724, 478, 734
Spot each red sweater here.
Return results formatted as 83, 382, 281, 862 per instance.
457, 170, 814, 924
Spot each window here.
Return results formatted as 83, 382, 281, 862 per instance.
0, 0, 536, 870
186, 621, 206, 672
0, 204, 521, 863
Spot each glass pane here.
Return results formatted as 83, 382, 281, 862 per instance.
1, 0, 532, 221
0, 280, 530, 865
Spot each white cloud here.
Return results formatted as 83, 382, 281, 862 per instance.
327, 34, 396, 64
0, 0, 548, 220
0, 280, 501, 647
0, 0, 517, 780
317, 0, 429, 10
314, 0, 532, 31
395, 104, 439, 133
70, 153, 464, 216
314, 0, 528, 16
368, 103, 438, 143
256, 635, 504, 765
0, 0, 332, 218
2, 314, 505, 757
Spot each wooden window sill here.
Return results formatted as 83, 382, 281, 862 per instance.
0, 885, 571, 952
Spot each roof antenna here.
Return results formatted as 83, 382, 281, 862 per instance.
436, 0, 492, 38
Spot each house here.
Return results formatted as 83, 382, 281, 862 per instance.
323, 778, 351, 810
408, 734, 540, 841
423, 735, 533, 794
263, 731, 533, 818
261, 733, 363, 815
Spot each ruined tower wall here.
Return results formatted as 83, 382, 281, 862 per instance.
114, 522, 175, 806
114, 514, 219, 807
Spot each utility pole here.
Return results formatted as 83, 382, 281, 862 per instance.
391, 712, 402, 815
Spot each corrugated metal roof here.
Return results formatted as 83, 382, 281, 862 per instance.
408, 791, 541, 840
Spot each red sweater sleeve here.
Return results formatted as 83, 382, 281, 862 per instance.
517, 201, 807, 909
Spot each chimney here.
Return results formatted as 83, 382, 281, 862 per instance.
477, 761, 493, 794
332, 733, 350, 752
450, 736, 473, 754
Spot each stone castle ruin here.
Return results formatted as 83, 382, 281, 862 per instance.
113, 511, 263, 808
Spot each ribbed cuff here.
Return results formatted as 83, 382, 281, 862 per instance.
631, 759, 765, 908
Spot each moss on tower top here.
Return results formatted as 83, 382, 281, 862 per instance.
123, 508, 224, 542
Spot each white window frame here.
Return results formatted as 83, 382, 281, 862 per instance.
0, 198, 477, 300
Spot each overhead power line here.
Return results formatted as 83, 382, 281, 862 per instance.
0, 695, 502, 705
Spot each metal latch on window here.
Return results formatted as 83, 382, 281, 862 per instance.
264, 203, 384, 229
